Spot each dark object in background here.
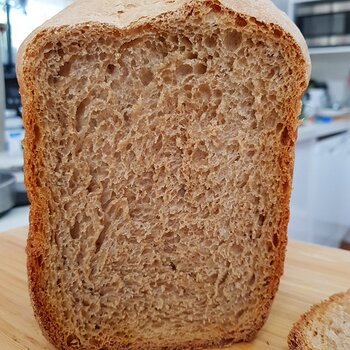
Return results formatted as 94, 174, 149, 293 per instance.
0, 169, 29, 207
340, 230, 350, 251
295, 0, 350, 48
3, 0, 27, 112
0, 172, 15, 216
4, 70, 20, 111
14, 177, 29, 206
308, 79, 328, 90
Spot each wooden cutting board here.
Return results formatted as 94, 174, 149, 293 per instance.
0, 227, 349, 350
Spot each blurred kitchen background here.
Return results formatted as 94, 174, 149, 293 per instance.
0, 0, 350, 250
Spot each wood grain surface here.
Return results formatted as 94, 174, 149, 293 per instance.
0, 227, 349, 350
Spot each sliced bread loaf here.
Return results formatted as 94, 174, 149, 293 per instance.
17, 0, 310, 349
288, 289, 350, 350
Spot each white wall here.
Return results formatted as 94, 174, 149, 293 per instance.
0, 0, 73, 55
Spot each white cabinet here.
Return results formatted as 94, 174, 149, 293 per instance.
311, 133, 350, 226
289, 123, 350, 247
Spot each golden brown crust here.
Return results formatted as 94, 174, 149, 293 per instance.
288, 290, 350, 350
16, 0, 310, 81
18, 1, 310, 349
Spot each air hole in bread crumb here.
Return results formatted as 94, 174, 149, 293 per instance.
228, 140, 240, 152
258, 214, 265, 226
204, 35, 216, 48
253, 19, 266, 28
236, 309, 245, 318
263, 277, 270, 286
270, 94, 277, 101
117, 10, 124, 14
273, 233, 279, 247
48, 75, 58, 86
106, 64, 116, 75
95, 226, 108, 253
176, 64, 193, 77
37, 255, 43, 268
75, 98, 90, 132
180, 36, 192, 49
70, 221, 79, 239
235, 15, 247, 27
194, 63, 207, 74
211, 4, 222, 12
267, 242, 273, 253
214, 89, 222, 98
224, 30, 242, 51
276, 123, 283, 132
185, 51, 197, 59
282, 181, 289, 194
57, 48, 64, 58
58, 60, 73, 77
247, 149, 256, 157
170, 261, 177, 271
207, 272, 218, 284
169, 35, 178, 45
99, 52, 107, 60
67, 334, 80, 347
120, 38, 143, 51
219, 116, 226, 125
274, 29, 283, 38
248, 274, 256, 286
238, 174, 249, 188
153, 134, 163, 152
281, 127, 290, 146
33, 125, 41, 140
199, 83, 210, 97
231, 244, 243, 254
193, 148, 208, 161
140, 67, 154, 86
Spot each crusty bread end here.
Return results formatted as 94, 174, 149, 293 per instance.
288, 289, 350, 350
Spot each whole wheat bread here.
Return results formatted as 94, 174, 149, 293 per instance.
288, 289, 350, 350
17, 0, 310, 349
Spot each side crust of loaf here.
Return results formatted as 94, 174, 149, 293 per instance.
18, 1, 310, 349
288, 289, 350, 350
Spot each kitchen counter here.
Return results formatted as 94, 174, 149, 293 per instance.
0, 227, 350, 349
297, 120, 350, 143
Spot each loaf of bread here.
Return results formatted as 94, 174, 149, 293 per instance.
17, 0, 310, 349
288, 290, 350, 350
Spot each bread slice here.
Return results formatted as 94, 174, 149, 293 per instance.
288, 290, 350, 350
17, 0, 310, 349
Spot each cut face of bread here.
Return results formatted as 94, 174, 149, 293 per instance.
288, 290, 350, 350
17, 0, 309, 349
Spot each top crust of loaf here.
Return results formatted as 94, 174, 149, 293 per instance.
288, 289, 350, 350
17, 0, 310, 82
